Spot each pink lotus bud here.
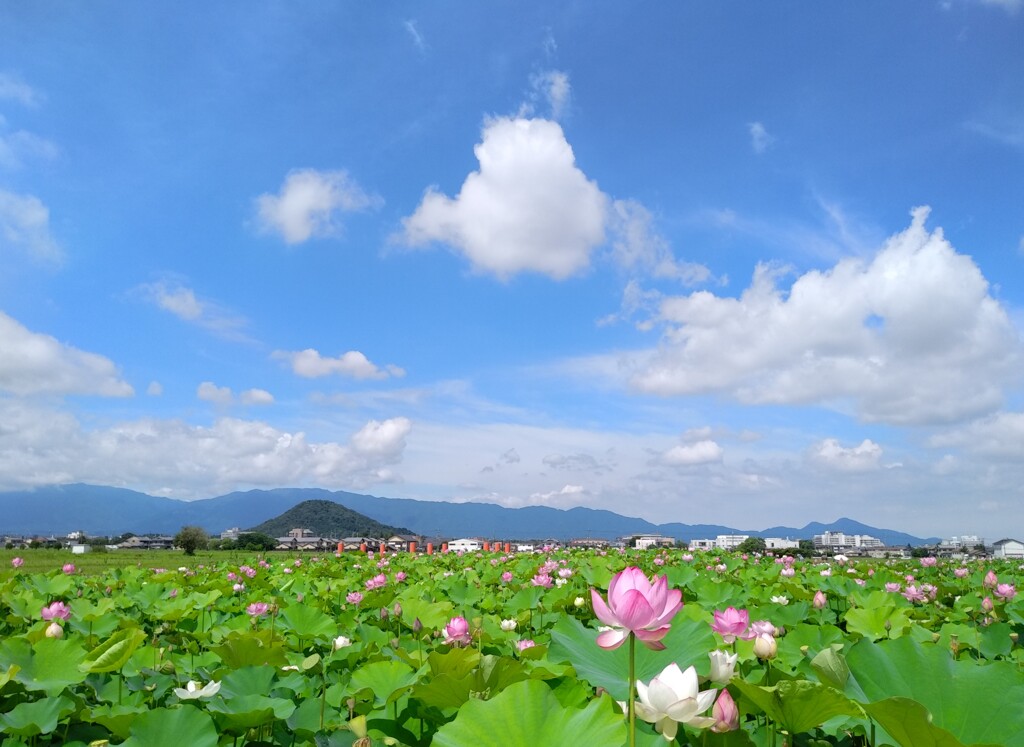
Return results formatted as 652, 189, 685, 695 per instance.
813, 591, 827, 609
982, 596, 994, 612
984, 570, 998, 588
11, 557, 23, 568
711, 689, 740, 733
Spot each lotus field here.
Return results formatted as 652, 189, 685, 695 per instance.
1, 549, 1023, 747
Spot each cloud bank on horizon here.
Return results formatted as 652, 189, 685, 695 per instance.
1, 4, 1022, 540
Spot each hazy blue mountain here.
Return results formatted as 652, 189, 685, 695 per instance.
0, 484, 938, 545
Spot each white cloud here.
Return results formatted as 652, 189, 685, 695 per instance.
528, 70, 571, 120
255, 168, 380, 244
0, 311, 133, 397
658, 439, 724, 466
146, 381, 163, 396
748, 121, 774, 153
136, 279, 251, 341
629, 207, 1022, 425
976, 0, 1022, 13
811, 438, 883, 472
0, 73, 41, 107
274, 348, 405, 380
197, 381, 233, 405
403, 20, 426, 52
401, 116, 608, 279
0, 189, 63, 264
0, 127, 58, 170
929, 412, 1024, 459
610, 199, 711, 284
0, 400, 412, 497
529, 483, 585, 505
241, 388, 274, 405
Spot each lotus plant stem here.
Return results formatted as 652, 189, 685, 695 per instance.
628, 632, 636, 747
320, 668, 327, 730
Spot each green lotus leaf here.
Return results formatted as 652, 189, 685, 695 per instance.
0, 694, 75, 737
219, 664, 276, 697
210, 630, 288, 669
79, 627, 147, 673
28, 574, 75, 599
279, 603, 337, 641
862, 697, 969, 747
847, 636, 1024, 746
206, 694, 297, 729
432, 678, 625, 747
88, 703, 144, 739
120, 705, 219, 747
0, 637, 88, 696
845, 604, 912, 641
547, 613, 715, 702
349, 659, 418, 706
731, 678, 864, 734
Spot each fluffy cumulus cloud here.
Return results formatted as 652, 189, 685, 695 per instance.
0, 189, 63, 264
240, 388, 274, 405
630, 207, 1022, 426
197, 381, 233, 405
402, 117, 608, 279
273, 348, 405, 380
0, 311, 133, 397
810, 438, 883, 472
255, 168, 380, 244
0, 399, 412, 496
657, 439, 724, 466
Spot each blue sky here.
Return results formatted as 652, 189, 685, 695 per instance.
1, 2, 1022, 540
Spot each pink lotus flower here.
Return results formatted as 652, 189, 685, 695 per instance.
346, 592, 364, 606
11, 557, 23, 568
984, 570, 998, 588
920, 557, 937, 567
748, 620, 776, 637
995, 583, 1017, 600
62, 563, 75, 575
812, 591, 827, 609
591, 566, 682, 651
516, 639, 536, 651
885, 582, 901, 593
395, 571, 407, 582
531, 573, 553, 588
501, 571, 513, 583
41, 601, 71, 621
711, 689, 740, 733
246, 602, 269, 617
954, 568, 969, 578
902, 585, 927, 603
780, 567, 795, 577
710, 607, 749, 644
444, 616, 472, 646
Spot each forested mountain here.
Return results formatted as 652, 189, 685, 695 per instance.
247, 499, 411, 539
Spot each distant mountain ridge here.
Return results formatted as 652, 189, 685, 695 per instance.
0, 483, 938, 546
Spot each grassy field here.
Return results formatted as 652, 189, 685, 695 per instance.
0, 548, 268, 577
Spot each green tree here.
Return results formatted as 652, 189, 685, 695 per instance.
235, 532, 277, 551
174, 525, 209, 556
735, 537, 766, 554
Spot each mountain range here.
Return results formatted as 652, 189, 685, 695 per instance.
0, 483, 938, 546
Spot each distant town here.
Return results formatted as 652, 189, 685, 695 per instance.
4, 526, 1023, 560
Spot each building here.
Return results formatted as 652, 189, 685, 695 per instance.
813, 531, 883, 551
764, 538, 800, 551
387, 534, 423, 551
992, 539, 1024, 559
275, 534, 340, 551
629, 534, 675, 550
119, 535, 175, 550
448, 538, 481, 553
688, 539, 715, 551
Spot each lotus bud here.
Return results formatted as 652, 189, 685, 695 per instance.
392, 602, 402, 618
753, 633, 777, 660
45, 621, 63, 639
1010, 632, 1019, 645
574, 596, 586, 608
380, 607, 389, 621
812, 590, 827, 609
413, 617, 423, 634
982, 596, 994, 613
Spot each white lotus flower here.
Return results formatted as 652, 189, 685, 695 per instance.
173, 680, 221, 699
632, 663, 717, 741
707, 649, 738, 684
500, 618, 518, 632
332, 635, 352, 651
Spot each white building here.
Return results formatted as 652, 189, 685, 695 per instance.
632, 534, 675, 550
688, 539, 715, 551
813, 531, 883, 550
448, 539, 481, 553
992, 539, 1024, 559
764, 538, 799, 550
715, 535, 749, 550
